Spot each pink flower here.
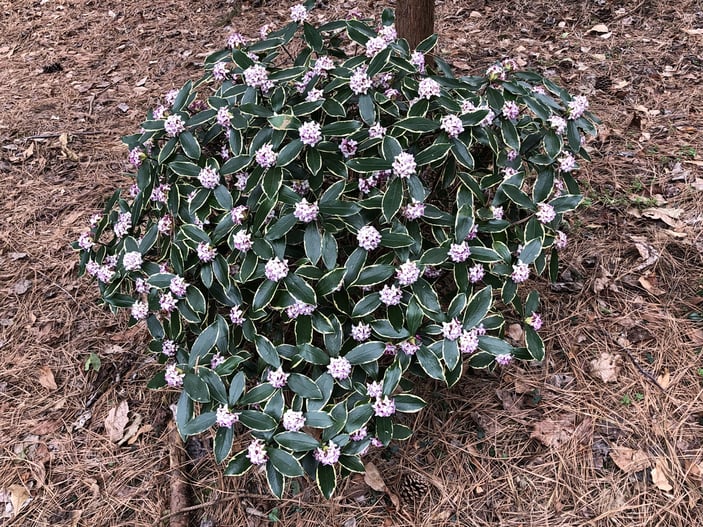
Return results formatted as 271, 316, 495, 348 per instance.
469, 264, 485, 283
131, 300, 149, 320
162, 339, 177, 357
399, 340, 419, 355
164, 114, 185, 137
459, 329, 479, 354
549, 115, 567, 134
403, 200, 425, 220
558, 153, 577, 173
264, 257, 289, 281
229, 305, 245, 325
379, 284, 403, 306
392, 152, 416, 179
555, 231, 568, 250
418, 78, 441, 99
365, 36, 388, 57
536, 202, 556, 223
306, 88, 324, 102
282, 409, 306, 432
350, 67, 372, 95
165, 364, 184, 387
357, 225, 382, 251
247, 439, 268, 465
379, 24, 397, 42
567, 95, 589, 120
511, 261, 530, 283
290, 4, 308, 22
232, 230, 253, 252
441, 114, 464, 138
350, 426, 368, 441
367, 381, 383, 398
294, 199, 319, 223
243, 64, 269, 89
495, 354, 513, 366
210, 352, 225, 369
502, 101, 520, 121
351, 322, 371, 342
314, 440, 341, 465
528, 313, 543, 331
368, 122, 387, 139
442, 318, 463, 341
196, 242, 217, 262
396, 260, 420, 286
255, 143, 277, 168
340, 138, 358, 158
169, 275, 188, 297
159, 292, 178, 313
299, 121, 322, 147
286, 301, 315, 319
448, 242, 471, 263
198, 166, 220, 189
372, 396, 396, 417
411, 51, 426, 72
216, 405, 239, 428
267, 367, 289, 388
327, 356, 352, 380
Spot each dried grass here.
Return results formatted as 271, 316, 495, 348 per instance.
1, 0, 702, 526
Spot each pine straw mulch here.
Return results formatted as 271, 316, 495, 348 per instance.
1, 0, 702, 526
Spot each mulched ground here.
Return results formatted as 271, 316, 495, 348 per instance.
1, 0, 702, 526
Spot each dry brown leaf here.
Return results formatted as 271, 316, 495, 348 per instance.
641, 207, 684, 227
364, 462, 400, 509
8, 484, 31, 517
684, 460, 703, 485
104, 401, 129, 442
651, 459, 673, 492
118, 413, 144, 446
656, 370, 671, 389
588, 24, 609, 33
38, 366, 57, 390
589, 352, 621, 383
638, 273, 665, 295
610, 446, 650, 473
531, 416, 591, 449
12, 279, 32, 295
58, 133, 80, 162
506, 323, 524, 343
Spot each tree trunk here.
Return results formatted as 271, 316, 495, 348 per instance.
396, 0, 435, 50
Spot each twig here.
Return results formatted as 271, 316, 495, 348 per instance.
158, 493, 295, 521
618, 343, 666, 392
168, 421, 190, 527
21, 130, 110, 141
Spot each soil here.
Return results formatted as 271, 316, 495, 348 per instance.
1, 1, 702, 526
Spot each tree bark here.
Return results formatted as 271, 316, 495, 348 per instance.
396, 0, 435, 50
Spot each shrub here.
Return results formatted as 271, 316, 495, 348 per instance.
74, 4, 597, 498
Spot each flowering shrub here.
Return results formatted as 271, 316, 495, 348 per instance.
74, 4, 597, 498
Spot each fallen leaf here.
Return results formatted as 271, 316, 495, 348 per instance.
684, 460, 702, 485
638, 273, 665, 295
682, 28, 703, 35
38, 366, 57, 390
506, 323, 523, 343
589, 352, 621, 383
58, 133, 80, 162
656, 370, 671, 389
364, 462, 400, 509
104, 401, 129, 442
116, 103, 130, 113
118, 413, 145, 446
8, 484, 31, 516
531, 415, 590, 448
12, 279, 32, 295
651, 459, 673, 492
588, 24, 609, 33
641, 207, 684, 227
610, 446, 650, 473
126, 424, 153, 445
9, 252, 27, 260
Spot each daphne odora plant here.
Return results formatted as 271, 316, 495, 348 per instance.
74, 3, 598, 498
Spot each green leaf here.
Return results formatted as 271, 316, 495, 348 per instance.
478, 335, 514, 356
371, 320, 410, 340
382, 177, 403, 222
351, 293, 381, 318
277, 139, 303, 167
183, 373, 210, 403
502, 184, 534, 209
268, 113, 302, 131
451, 138, 474, 169
224, 450, 252, 476
345, 404, 374, 433
367, 45, 392, 77
239, 383, 275, 405
417, 345, 445, 381
214, 426, 234, 463
525, 326, 545, 361
305, 410, 334, 428
375, 416, 393, 445
345, 341, 385, 365
316, 463, 336, 499
358, 94, 376, 125
392, 117, 438, 133
550, 194, 583, 213
169, 161, 201, 177
285, 274, 316, 305
181, 411, 216, 435
266, 462, 285, 498
346, 157, 392, 173
343, 248, 367, 285
303, 21, 323, 51
274, 431, 320, 452
416, 33, 438, 53
255, 335, 281, 368
266, 213, 297, 240
519, 238, 543, 265
394, 394, 426, 413
190, 321, 220, 363
262, 167, 283, 199
411, 278, 442, 314
239, 410, 278, 432
253, 280, 278, 312
304, 223, 322, 265
288, 373, 323, 399
228, 371, 246, 406
501, 120, 520, 151
322, 120, 363, 136
352, 264, 395, 287
179, 131, 201, 159
463, 286, 493, 329
443, 339, 460, 371
415, 141, 451, 166
269, 448, 304, 477
306, 147, 322, 176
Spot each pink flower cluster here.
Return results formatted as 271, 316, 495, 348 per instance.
122, 251, 142, 271
396, 260, 420, 286
350, 67, 372, 95
282, 409, 306, 432
379, 284, 402, 306
403, 200, 425, 220
294, 199, 319, 223
441, 114, 464, 138
418, 78, 441, 99
229, 305, 245, 326
247, 439, 268, 465
536, 203, 556, 224
216, 405, 239, 428
340, 138, 358, 158
264, 257, 289, 281
286, 301, 315, 319
351, 322, 371, 342
197, 242, 216, 262
198, 166, 220, 189
511, 261, 530, 283
567, 95, 589, 120
372, 396, 396, 417
169, 275, 188, 297
314, 440, 341, 465
290, 4, 307, 23
442, 318, 463, 341
232, 230, 253, 252
327, 356, 352, 380
267, 367, 289, 388
299, 120, 322, 146
164, 114, 185, 137
357, 225, 382, 251
392, 152, 416, 179
255, 143, 277, 168
459, 329, 480, 354
165, 364, 184, 387
448, 242, 471, 263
